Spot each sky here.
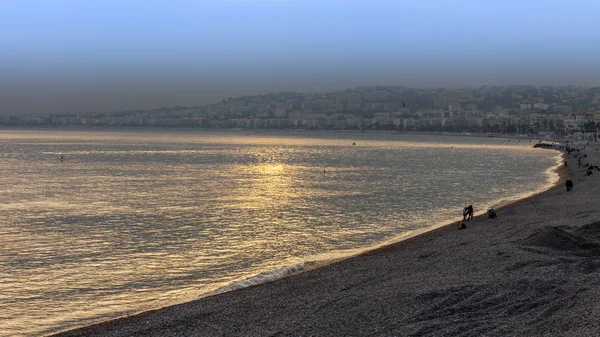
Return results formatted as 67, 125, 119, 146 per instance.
1, 0, 600, 115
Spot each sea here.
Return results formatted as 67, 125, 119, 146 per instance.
0, 129, 561, 336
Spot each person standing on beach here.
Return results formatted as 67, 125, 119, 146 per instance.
565, 180, 573, 192
467, 205, 474, 220
462, 207, 468, 221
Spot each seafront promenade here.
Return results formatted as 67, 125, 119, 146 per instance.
54, 143, 600, 336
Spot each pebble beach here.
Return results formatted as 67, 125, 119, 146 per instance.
53, 143, 600, 337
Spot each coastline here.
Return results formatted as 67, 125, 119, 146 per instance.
291, 149, 566, 278
49, 146, 600, 336
338, 148, 568, 259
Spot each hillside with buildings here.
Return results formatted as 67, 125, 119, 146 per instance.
5, 85, 600, 137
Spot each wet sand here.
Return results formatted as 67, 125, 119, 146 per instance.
54, 144, 600, 337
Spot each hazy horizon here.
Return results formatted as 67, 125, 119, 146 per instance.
2, 0, 600, 115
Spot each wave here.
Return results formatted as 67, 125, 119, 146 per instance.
212, 262, 305, 295
206, 217, 465, 297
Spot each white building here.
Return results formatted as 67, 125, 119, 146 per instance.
448, 103, 461, 112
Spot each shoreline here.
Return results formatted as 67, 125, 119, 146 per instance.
50, 148, 584, 337
289, 149, 566, 280
348, 148, 568, 258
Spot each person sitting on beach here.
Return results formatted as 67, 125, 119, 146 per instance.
457, 222, 466, 230
467, 205, 474, 220
487, 208, 497, 219
565, 179, 573, 192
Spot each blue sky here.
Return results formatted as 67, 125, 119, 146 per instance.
1, 0, 599, 114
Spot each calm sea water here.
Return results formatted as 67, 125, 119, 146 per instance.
0, 130, 560, 336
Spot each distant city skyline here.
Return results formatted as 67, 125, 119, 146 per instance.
2, 0, 600, 115
6, 84, 600, 137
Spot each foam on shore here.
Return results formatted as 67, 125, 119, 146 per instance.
212, 262, 306, 294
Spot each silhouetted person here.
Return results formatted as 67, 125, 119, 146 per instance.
565, 179, 573, 192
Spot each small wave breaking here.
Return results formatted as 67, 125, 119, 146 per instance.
213, 262, 305, 294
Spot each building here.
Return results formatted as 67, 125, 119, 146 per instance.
275, 108, 287, 118
448, 103, 461, 113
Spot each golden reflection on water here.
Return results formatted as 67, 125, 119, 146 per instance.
245, 163, 295, 209
0, 130, 562, 337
